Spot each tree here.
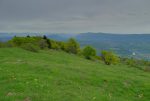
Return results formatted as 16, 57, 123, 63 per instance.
101, 50, 120, 65
43, 35, 47, 40
82, 46, 96, 59
43, 35, 51, 49
65, 38, 80, 54
27, 35, 30, 38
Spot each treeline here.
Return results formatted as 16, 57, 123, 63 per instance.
0, 35, 150, 71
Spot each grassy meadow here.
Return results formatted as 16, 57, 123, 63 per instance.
0, 48, 150, 101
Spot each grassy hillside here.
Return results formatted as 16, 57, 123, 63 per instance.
0, 48, 150, 101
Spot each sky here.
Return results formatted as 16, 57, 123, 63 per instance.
0, 0, 150, 34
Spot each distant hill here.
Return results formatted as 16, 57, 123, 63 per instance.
0, 33, 75, 42
75, 33, 150, 60
0, 32, 150, 59
46, 33, 76, 41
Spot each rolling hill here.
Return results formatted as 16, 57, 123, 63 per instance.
1, 32, 150, 60
0, 48, 150, 101
75, 33, 150, 59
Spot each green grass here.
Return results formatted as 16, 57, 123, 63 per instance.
0, 48, 150, 101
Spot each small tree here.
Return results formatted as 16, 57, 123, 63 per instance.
43, 35, 51, 49
27, 35, 30, 38
43, 35, 47, 40
82, 46, 96, 59
101, 50, 120, 65
46, 39, 52, 49
65, 38, 80, 54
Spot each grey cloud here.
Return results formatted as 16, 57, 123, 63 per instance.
0, 0, 150, 33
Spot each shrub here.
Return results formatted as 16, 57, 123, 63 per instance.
54, 41, 66, 51
0, 42, 4, 48
26, 35, 30, 38
43, 35, 52, 49
38, 39, 48, 49
51, 41, 61, 50
4, 42, 14, 47
21, 43, 39, 52
9, 36, 51, 50
82, 46, 96, 59
65, 38, 80, 54
59, 42, 66, 50
125, 58, 136, 66
144, 67, 150, 72
101, 50, 120, 65
120, 57, 150, 71
46, 39, 52, 49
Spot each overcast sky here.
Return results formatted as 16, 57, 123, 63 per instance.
0, 0, 150, 34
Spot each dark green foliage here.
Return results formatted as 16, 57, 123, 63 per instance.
9, 36, 37, 47
9, 37, 24, 46
123, 58, 137, 66
9, 36, 48, 49
0, 42, 4, 48
4, 42, 14, 47
121, 57, 150, 71
101, 50, 120, 65
144, 67, 150, 72
53, 41, 66, 50
95, 55, 102, 61
43, 35, 52, 49
20, 43, 39, 52
5, 36, 80, 54
38, 39, 48, 49
43, 35, 47, 40
46, 39, 52, 49
65, 38, 80, 54
59, 42, 66, 50
26, 35, 30, 38
51, 40, 61, 50
8, 36, 65, 51
82, 46, 96, 59
0, 41, 14, 48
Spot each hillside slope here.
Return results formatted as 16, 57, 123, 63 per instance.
0, 48, 150, 101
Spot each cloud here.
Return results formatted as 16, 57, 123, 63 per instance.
0, 0, 150, 33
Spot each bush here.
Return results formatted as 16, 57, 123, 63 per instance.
38, 39, 48, 49
82, 46, 96, 59
43, 35, 52, 49
121, 58, 150, 71
21, 43, 39, 52
125, 58, 136, 66
101, 50, 120, 65
65, 38, 80, 54
46, 39, 52, 49
0, 42, 4, 48
9, 36, 50, 50
5, 42, 14, 47
51, 41, 61, 50
144, 67, 150, 72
